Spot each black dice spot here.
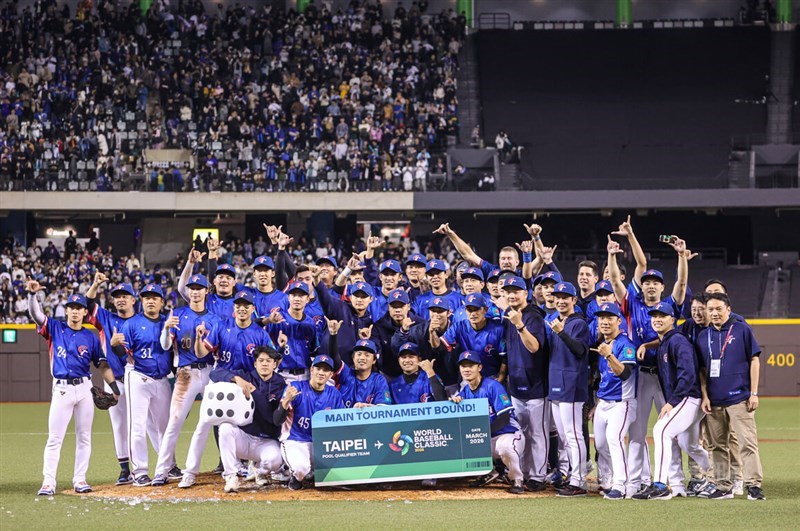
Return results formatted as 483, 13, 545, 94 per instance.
215, 409, 223, 417
250, 400, 255, 409
244, 411, 249, 419
207, 392, 214, 399
216, 392, 224, 400
227, 393, 235, 401
207, 408, 213, 416
226, 410, 234, 417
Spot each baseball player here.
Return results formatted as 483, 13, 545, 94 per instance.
276, 355, 345, 490
268, 281, 319, 382
209, 346, 287, 493
327, 329, 392, 409
150, 274, 221, 486
371, 288, 423, 379
454, 351, 525, 495
590, 302, 638, 500
403, 253, 428, 303
368, 259, 404, 320
500, 275, 549, 492
28, 283, 117, 496
633, 302, 710, 500
314, 276, 375, 366
389, 342, 448, 404
546, 281, 591, 497
113, 284, 173, 487
452, 267, 501, 323
410, 259, 464, 320
250, 255, 289, 318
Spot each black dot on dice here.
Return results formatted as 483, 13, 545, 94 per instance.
244, 411, 249, 419
216, 392, 224, 400
207, 392, 214, 399
227, 393, 235, 401
207, 408, 213, 416
215, 409, 223, 417
250, 400, 255, 409
226, 410, 234, 417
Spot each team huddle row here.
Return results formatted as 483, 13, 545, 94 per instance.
29, 218, 764, 500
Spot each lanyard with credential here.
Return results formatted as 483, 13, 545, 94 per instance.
707, 323, 734, 369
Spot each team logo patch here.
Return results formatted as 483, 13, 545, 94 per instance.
246, 343, 256, 355
392, 291, 402, 299
77, 345, 89, 358
389, 431, 414, 455
433, 297, 442, 305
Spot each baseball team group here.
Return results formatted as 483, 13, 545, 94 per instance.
27, 218, 765, 500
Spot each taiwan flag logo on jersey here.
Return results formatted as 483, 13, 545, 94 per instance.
77, 345, 89, 358
246, 343, 256, 356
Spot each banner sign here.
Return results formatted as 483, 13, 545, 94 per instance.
312, 399, 493, 486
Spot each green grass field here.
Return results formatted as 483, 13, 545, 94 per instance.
1, 398, 798, 530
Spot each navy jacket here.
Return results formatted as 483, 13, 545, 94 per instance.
547, 313, 590, 402
210, 367, 287, 439
504, 304, 548, 400
657, 329, 701, 407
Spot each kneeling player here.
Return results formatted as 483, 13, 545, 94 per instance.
390, 342, 448, 404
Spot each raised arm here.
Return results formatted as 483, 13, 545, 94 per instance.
669, 237, 689, 306
87, 271, 108, 300
606, 235, 628, 304
26, 279, 47, 327
433, 223, 482, 266
178, 248, 206, 302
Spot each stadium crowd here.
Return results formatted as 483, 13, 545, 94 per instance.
0, 0, 462, 192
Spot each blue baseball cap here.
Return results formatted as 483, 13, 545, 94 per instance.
425, 259, 447, 273
595, 280, 614, 294
642, 269, 664, 283
398, 342, 419, 356
287, 281, 310, 296
388, 288, 410, 305
311, 355, 335, 370
486, 268, 502, 282
462, 267, 485, 281
406, 253, 427, 266
110, 282, 135, 297
65, 293, 88, 308
458, 351, 481, 364
379, 260, 402, 274
428, 296, 452, 311
456, 261, 470, 274
351, 282, 373, 297
186, 274, 208, 289
140, 284, 164, 298
594, 302, 622, 318
353, 338, 378, 355
215, 263, 237, 277
552, 282, 577, 297
502, 275, 526, 290
234, 290, 255, 305
647, 301, 675, 317
535, 271, 563, 287
316, 256, 338, 269
464, 293, 487, 308
253, 255, 275, 270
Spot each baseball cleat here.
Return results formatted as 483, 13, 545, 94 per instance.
508, 480, 525, 495
211, 462, 224, 474
525, 479, 546, 492
37, 485, 55, 496
470, 469, 500, 488
547, 471, 568, 489
288, 476, 303, 491
707, 488, 734, 500
178, 473, 196, 489
245, 463, 257, 482
133, 475, 152, 487
271, 470, 291, 483
747, 486, 765, 501
686, 477, 708, 496
672, 489, 688, 497
223, 475, 240, 493
732, 479, 744, 496
603, 489, 625, 500
150, 474, 168, 487
116, 472, 134, 486
556, 485, 588, 497
237, 462, 250, 478
74, 482, 92, 494
632, 484, 672, 500
696, 482, 717, 498
254, 472, 270, 487
168, 465, 183, 480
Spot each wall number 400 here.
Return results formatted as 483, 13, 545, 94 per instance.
766, 353, 795, 367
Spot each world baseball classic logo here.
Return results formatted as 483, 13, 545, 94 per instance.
389, 431, 414, 456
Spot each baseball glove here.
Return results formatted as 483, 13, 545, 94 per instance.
91, 386, 118, 410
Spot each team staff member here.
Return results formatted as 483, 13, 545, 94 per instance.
590, 303, 638, 500
575, 260, 599, 315
277, 355, 345, 490
268, 281, 319, 383
500, 276, 549, 492
207, 347, 287, 493
633, 303, 710, 500
454, 351, 525, 495
546, 282, 591, 497
390, 342, 448, 404
697, 293, 765, 501
114, 284, 173, 487
326, 319, 391, 408
28, 284, 117, 496
433, 222, 522, 280
151, 274, 220, 486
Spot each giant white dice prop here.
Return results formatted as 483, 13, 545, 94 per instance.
200, 382, 255, 427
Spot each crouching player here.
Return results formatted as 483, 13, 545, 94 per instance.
454, 351, 525, 494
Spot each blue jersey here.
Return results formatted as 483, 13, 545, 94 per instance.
204, 319, 276, 372
267, 311, 320, 371
281, 380, 344, 442
305, 297, 327, 336
369, 288, 391, 322
251, 288, 288, 319
390, 371, 439, 404
39, 317, 103, 379
411, 290, 465, 320
120, 313, 172, 379
206, 292, 236, 319
623, 285, 679, 368
170, 307, 221, 367
87, 305, 132, 379
597, 334, 638, 401
459, 377, 520, 437
441, 319, 506, 378
334, 364, 392, 408
452, 293, 501, 324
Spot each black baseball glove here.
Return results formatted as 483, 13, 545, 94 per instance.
91, 386, 118, 410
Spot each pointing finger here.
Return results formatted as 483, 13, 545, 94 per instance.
626, 214, 631, 225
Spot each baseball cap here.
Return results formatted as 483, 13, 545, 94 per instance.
215, 263, 236, 277
552, 282, 577, 297
379, 259, 402, 274
406, 253, 427, 266
458, 351, 481, 364
536, 271, 563, 286
253, 255, 275, 270
641, 269, 664, 283
311, 355, 335, 370
110, 282, 135, 297
234, 290, 255, 305
425, 259, 447, 274
398, 342, 419, 356
464, 293, 487, 308
456, 261, 470, 274
140, 284, 164, 298
287, 281, 310, 296
647, 301, 675, 317
594, 302, 622, 318
388, 288, 410, 305
186, 274, 208, 289
353, 339, 378, 355
350, 281, 373, 297
316, 256, 338, 269
502, 275, 526, 290
486, 268, 502, 282
462, 267, 485, 281
595, 280, 614, 294
428, 296, 451, 311
65, 293, 88, 308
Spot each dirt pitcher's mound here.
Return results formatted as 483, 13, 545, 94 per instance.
69, 473, 577, 502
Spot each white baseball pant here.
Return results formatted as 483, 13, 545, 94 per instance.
281, 439, 314, 481
104, 378, 161, 463
43, 378, 94, 487
652, 397, 710, 487
154, 365, 211, 476
511, 397, 550, 482
551, 400, 587, 488
219, 423, 282, 478
594, 398, 637, 493
492, 432, 525, 482
125, 369, 171, 478
182, 418, 214, 476
626, 371, 665, 493
279, 369, 310, 384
